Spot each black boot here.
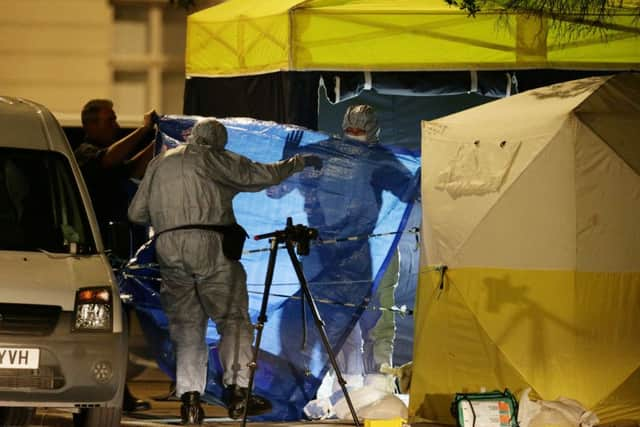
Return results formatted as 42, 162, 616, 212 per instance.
223, 385, 272, 419
123, 385, 151, 412
180, 391, 205, 425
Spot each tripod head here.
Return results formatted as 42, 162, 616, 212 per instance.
254, 217, 319, 255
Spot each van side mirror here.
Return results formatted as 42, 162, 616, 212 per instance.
103, 221, 131, 264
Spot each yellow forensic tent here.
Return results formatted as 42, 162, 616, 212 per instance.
186, 0, 640, 77
411, 72, 640, 424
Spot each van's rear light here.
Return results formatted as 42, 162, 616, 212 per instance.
72, 287, 112, 332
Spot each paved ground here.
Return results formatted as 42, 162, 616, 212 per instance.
29, 365, 368, 426
27, 314, 408, 426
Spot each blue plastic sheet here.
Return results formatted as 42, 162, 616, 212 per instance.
119, 115, 421, 420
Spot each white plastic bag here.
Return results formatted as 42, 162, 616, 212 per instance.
357, 394, 409, 420
518, 388, 599, 427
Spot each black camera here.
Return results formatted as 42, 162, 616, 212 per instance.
254, 217, 319, 256
283, 218, 318, 256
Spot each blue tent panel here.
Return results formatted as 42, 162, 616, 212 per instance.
119, 115, 421, 420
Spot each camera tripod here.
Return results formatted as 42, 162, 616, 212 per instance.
241, 218, 360, 427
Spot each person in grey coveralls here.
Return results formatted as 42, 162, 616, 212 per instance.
128, 118, 321, 425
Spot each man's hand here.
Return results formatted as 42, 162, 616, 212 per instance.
302, 154, 323, 170
266, 183, 290, 199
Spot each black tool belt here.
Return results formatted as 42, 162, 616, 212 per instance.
156, 223, 249, 260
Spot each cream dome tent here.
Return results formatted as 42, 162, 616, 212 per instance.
411, 73, 640, 423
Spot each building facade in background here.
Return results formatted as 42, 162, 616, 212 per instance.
0, 0, 221, 127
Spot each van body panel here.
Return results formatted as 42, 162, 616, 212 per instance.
0, 252, 123, 332
0, 312, 127, 407
0, 96, 126, 411
0, 97, 64, 152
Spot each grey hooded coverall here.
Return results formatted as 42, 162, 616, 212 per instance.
128, 119, 306, 397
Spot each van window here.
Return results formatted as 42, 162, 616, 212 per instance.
0, 147, 96, 253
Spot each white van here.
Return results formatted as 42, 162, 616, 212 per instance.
0, 97, 126, 426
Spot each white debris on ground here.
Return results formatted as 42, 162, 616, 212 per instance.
304, 368, 408, 421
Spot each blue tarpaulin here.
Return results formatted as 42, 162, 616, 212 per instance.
119, 115, 421, 420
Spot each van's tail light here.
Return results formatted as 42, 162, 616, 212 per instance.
73, 287, 112, 332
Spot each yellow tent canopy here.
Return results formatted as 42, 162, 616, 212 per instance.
186, 0, 640, 77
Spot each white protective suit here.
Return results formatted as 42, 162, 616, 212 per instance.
304, 105, 403, 420
128, 119, 307, 397
337, 105, 398, 383
337, 249, 399, 379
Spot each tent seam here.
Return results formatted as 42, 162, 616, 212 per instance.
450, 120, 572, 266
447, 274, 544, 396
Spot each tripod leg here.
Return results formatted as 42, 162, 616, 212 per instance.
241, 238, 279, 427
285, 241, 362, 427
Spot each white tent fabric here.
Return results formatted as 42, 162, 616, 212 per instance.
411, 73, 640, 424
421, 74, 639, 270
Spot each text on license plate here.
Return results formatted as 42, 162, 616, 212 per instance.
0, 347, 40, 369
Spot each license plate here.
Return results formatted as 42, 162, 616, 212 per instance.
0, 347, 40, 369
